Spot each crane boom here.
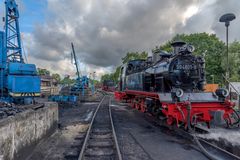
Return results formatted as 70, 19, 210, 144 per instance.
71, 42, 80, 80
5, 0, 24, 62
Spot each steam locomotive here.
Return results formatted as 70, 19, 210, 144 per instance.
116, 41, 239, 128
102, 80, 115, 92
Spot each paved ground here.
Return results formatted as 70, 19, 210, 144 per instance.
26, 102, 99, 160
110, 99, 207, 160
26, 94, 209, 160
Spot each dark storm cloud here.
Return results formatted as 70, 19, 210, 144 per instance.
26, 0, 239, 70
27, 0, 199, 68
183, 0, 240, 41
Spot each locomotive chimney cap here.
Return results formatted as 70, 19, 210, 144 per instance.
171, 40, 186, 55
171, 40, 186, 47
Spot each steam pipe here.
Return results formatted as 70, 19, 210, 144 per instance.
186, 102, 221, 160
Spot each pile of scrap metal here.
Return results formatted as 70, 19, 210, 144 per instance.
0, 102, 25, 119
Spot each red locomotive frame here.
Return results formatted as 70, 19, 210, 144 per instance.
115, 90, 236, 128
102, 85, 115, 92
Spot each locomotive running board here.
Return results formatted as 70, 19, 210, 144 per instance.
158, 92, 221, 103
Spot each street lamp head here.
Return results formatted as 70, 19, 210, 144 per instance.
219, 13, 236, 27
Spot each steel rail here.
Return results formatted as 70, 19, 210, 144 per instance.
78, 95, 123, 160
171, 124, 240, 160
198, 138, 240, 160
78, 96, 106, 160
109, 96, 123, 160
143, 113, 240, 160
188, 126, 240, 159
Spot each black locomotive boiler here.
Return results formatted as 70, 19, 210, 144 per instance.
119, 41, 206, 94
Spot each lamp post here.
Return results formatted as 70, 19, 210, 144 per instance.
219, 13, 236, 89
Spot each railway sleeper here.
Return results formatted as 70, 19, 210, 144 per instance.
92, 128, 112, 134
84, 155, 117, 160
90, 133, 112, 139
64, 149, 80, 159
88, 139, 114, 147
85, 147, 115, 156
74, 132, 86, 140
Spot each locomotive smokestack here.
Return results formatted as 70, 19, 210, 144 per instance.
152, 46, 161, 63
171, 41, 186, 55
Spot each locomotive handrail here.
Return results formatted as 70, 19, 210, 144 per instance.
222, 74, 240, 95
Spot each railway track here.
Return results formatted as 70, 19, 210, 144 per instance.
78, 95, 122, 160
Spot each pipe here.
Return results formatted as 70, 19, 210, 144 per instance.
186, 103, 221, 160
228, 109, 240, 127
177, 105, 185, 127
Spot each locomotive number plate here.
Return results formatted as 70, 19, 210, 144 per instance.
176, 64, 196, 70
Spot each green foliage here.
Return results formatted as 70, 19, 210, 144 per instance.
228, 41, 240, 81
52, 73, 61, 83
101, 74, 112, 82
60, 76, 75, 85
37, 68, 50, 75
122, 51, 148, 64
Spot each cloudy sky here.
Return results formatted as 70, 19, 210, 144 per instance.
0, 0, 239, 80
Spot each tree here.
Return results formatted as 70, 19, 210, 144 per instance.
37, 68, 50, 75
52, 73, 61, 83
113, 66, 121, 82
228, 41, 240, 81
122, 51, 148, 64
101, 74, 114, 82
159, 33, 226, 83
60, 75, 75, 86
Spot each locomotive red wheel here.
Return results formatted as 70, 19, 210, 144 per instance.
137, 103, 141, 110
132, 101, 137, 109
140, 99, 146, 112
131, 102, 135, 108
140, 106, 146, 113
223, 113, 233, 128
167, 116, 174, 125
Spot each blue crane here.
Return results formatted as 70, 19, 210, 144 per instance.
5, 0, 24, 63
71, 42, 81, 84
0, 0, 40, 103
71, 42, 88, 96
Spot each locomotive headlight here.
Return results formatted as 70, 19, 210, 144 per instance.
187, 45, 195, 53
215, 88, 229, 98
175, 88, 184, 98
171, 88, 184, 99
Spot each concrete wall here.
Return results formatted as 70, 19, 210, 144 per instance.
0, 102, 58, 160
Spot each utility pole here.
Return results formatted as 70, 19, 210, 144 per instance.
91, 72, 96, 95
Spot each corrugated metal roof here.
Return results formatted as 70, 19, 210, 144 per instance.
230, 82, 240, 93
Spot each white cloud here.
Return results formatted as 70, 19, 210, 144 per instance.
16, 0, 240, 80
